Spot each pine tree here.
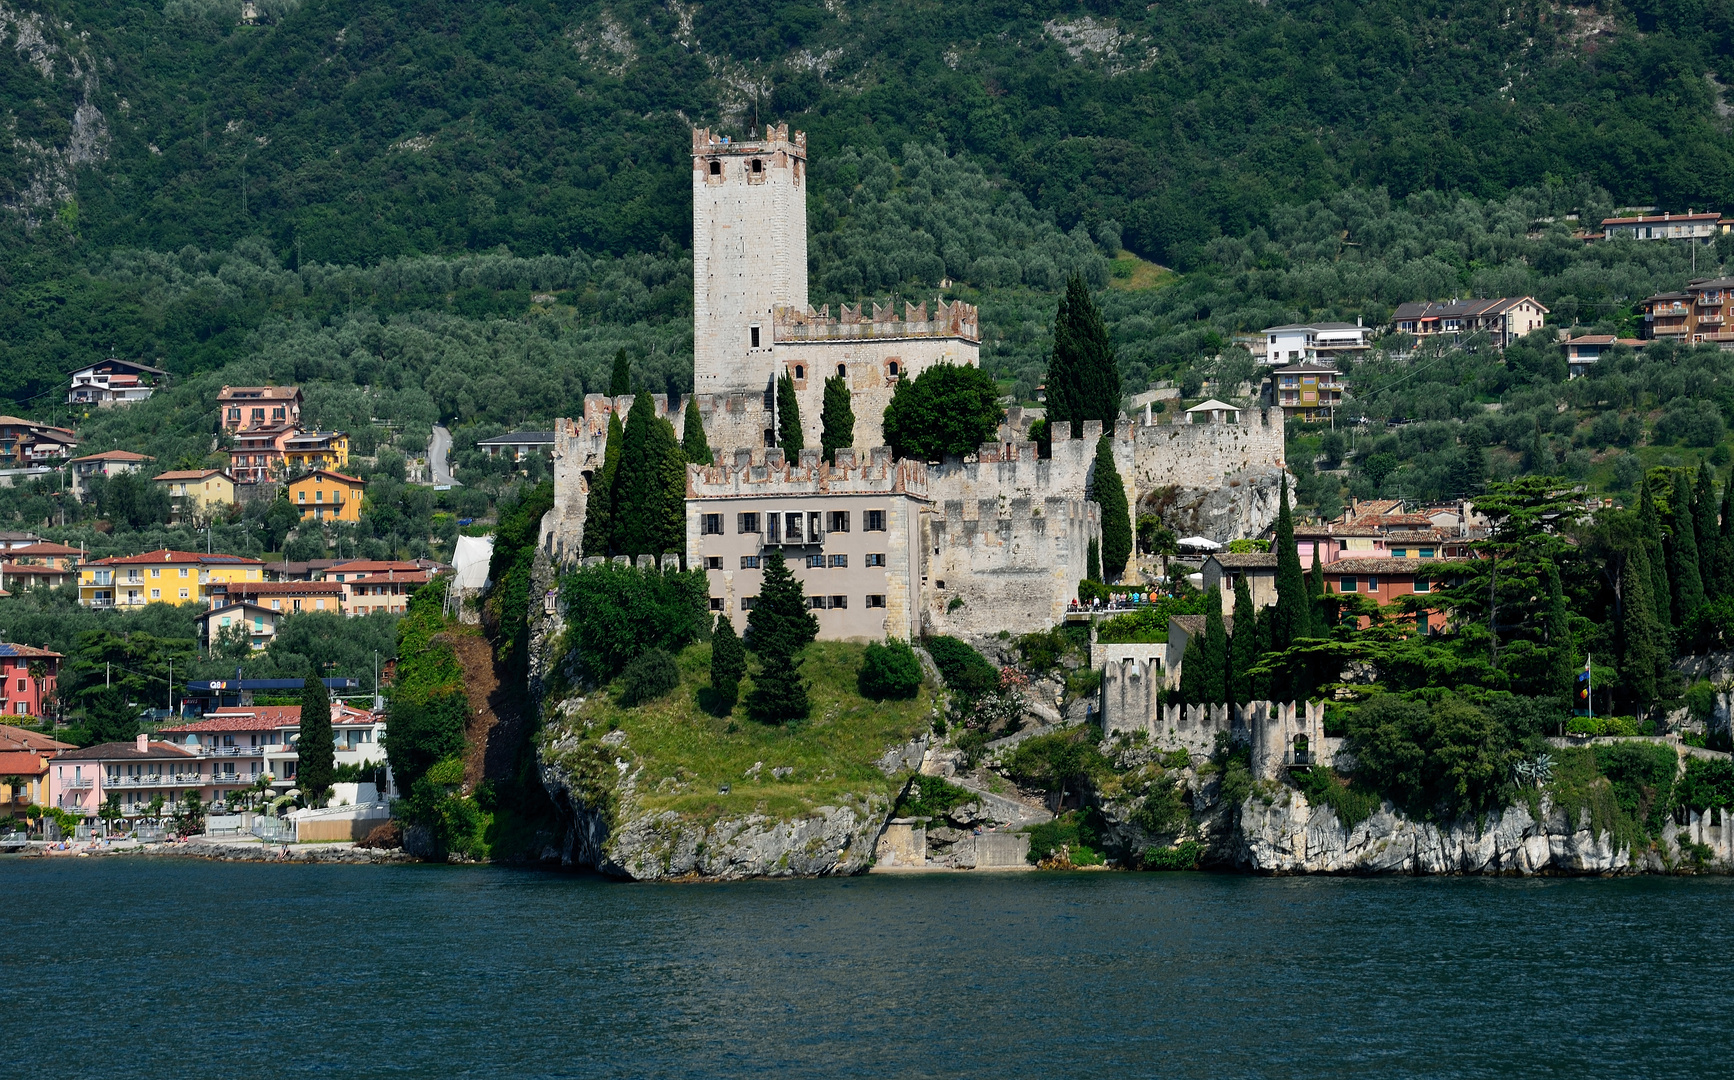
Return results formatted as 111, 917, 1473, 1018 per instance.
744, 552, 816, 724
1230, 573, 1257, 704
682, 395, 712, 465
709, 614, 744, 714
1252, 606, 1273, 701
1637, 473, 1672, 631
1694, 464, 1718, 590
1271, 475, 1308, 653
1178, 629, 1205, 707
583, 412, 623, 556
296, 675, 335, 803
1045, 273, 1120, 438
609, 348, 632, 397
747, 648, 811, 724
776, 372, 803, 451
614, 393, 687, 557
818, 374, 855, 465
1667, 470, 1704, 628
1202, 586, 1228, 705
1090, 435, 1132, 581
1619, 543, 1662, 709
1543, 560, 1574, 699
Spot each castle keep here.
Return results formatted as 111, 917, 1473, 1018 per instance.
540, 125, 1289, 642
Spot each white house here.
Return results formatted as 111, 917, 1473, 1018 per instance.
1262, 322, 1371, 365
66, 358, 170, 408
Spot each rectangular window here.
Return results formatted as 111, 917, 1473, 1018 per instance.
808, 596, 827, 610
828, 511, 850, 532
866, 594, 886, 608
179, 568, 189, 578
1340, 578, 1357, 592
739, 556, 761, 569
750, 326, 761, 348
1413, 579, 1431, 593
740, 597, 757, 610
784, 513, 804, 543
701, 514, 724, 535
1366, 577, 1378, 591
865, 553, 886, 568
150, 589, 161, 599
151, 568, 161, 578
1390, 549, 1407, 558
1419, 548, 1435, 559
737, 513, 760, 534
704, 556, 724, 570
709, 597, 724, 611
864, 510, 886, 532
767, 515, 780, 544
830, 595, 847, 609
828, 554, 848, 568
806, 555, 825, 569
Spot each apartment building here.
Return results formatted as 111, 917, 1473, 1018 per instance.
0, 642, 60, 719
218, 385, 302, 432
1391, 297, 1548, 347
1261, 322, 1371, 365
1639, 277, 1734, 345
0, 723, 71, 812
196, 601, 283, 652
153, 469, 238, 523
1271, 362, 1347, 421
79, 550, 265, 608
67, 450, 153, 498
206, 579, 346, 614
0, 416, 78, 465
1563, 335, 1648, 378
1601, 211, 1730, 243
287, 469, 365, 522
162, 704, 387, 792
282, 431, 351, 473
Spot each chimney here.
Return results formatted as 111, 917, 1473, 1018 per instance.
136, 732, 148, 753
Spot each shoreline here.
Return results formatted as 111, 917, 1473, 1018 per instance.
11, 836, 415, 864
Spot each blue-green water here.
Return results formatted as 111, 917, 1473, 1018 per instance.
6, 860, 1732, 1078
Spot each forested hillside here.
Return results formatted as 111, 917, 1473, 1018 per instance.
0, 0, 1727, 479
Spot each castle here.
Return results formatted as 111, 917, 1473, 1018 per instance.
540, 126, 1290, 642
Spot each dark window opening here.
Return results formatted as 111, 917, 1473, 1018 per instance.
750, 326, 760, 348
709, 161, 721, 176
793, 365, 804, 380
751, 159, 762, 173
887, 362, 899, 376
837, 364, 847, 377
866, 594, 886, 608
864, 510, 886, 532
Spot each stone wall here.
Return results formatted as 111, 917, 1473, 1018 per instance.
538, 416, 588, 565
1133, 407, 1286, 492
1097, 677, 1337, 779
922, 495, 1097, 639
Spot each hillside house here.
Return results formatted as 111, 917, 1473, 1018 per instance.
477, 431, 556, 461
1391, 297, 1548, 347
153, 469, 237, 523
287, 469, 365, 522
66, 358, 169, 408
1271, 362, 1346, 420
1563, 335, 1648, 378
218, 386, 302, 432
282, 431, 351, 472
1601, 211, 1730, 243
0, 417, 78, 466
1261, 322, 1371, 366
68, 450, 153, 498
1639, 278, 1734, 346
79, 550, 264, 608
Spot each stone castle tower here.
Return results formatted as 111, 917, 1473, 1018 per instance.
691, 125, 809, 397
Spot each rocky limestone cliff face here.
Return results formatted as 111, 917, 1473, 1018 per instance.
1233, 790, 1674, 875
1142, 466, 1288, 546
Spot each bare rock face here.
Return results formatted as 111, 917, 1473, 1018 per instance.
1232, 791, 1639, 874
1142, 466, 1288, 545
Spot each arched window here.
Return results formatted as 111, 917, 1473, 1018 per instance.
709, 161, 721, 176
887, 361, 900, 376
793, 365, 805, 380
751, 159, 762, 174
836, 363, 847, 377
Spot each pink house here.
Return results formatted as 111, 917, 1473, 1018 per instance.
47, 732, 266, 819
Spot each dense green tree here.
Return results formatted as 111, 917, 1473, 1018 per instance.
1271, 476, 1308, 654
709, 614, 745, 713
1637, 473, 1672, 633
776, 373, 803, 452
1201, 588, 1229, 706
1177, 629, 1206, 708
609, 349, 632, 397
1044, 274, 1120, 437
1695, 465, 1719, 591
858, 638, 922, 701
296, 675, 335, 803
682, 396, 712, 465
1230, 574, 1257, 704
880, 363, 1004, 461
1308, 544, 1327, 637
1090, 436, 1132, 582
1719, 477, 1734, 597
1086, 538, 1102, 585
819, 375, 855, 465
613, 393, 687, 558
562, 562, 710, 683
1619, 543, 1663, 709
1542, 560, 1575, 699
746, 551, 819, 660
1669, 471, 1706, 627
583, 412, 624, 557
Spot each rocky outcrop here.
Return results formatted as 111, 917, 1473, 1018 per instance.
1234, 790, 1659, 875
1141, 466, 1288, 545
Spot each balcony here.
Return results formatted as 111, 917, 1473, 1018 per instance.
63, 776, 93, 789
198, 746, 265, 758
1698, 315, 1725, 326
102, 773, 211, 788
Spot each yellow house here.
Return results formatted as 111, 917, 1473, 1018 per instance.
283, 431, 351, 472
152, 469, 238, 523
288, 469, 365, 523
79, 549, 265, 608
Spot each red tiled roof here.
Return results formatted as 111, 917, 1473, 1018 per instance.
0, 642, 63, 658
161, 707, 301, 733
295, 469, 364, 485
1327, 558, 1449, 575
86, 549, 264, 567
329, 560, 426, 574
346, 571, 433, 585
213, 581, 344, 595
152, 469, 231, 482
52, 740, 196, 762
0, 724, 73, 752
9, 542, 82, 556
68, 450, 153, 464
0, 750, 49, 775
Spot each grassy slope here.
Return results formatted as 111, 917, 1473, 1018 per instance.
554, 641, 934, 825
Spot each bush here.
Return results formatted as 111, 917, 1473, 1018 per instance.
1344, 694, 1519, 819
1023, 810, 1104, 866
1594, 741, 1677, 836
894, 775, 978, 818
562, 563, 710, 683
1142, 840, 1204, 870
1294, 765, 1381, 827
859, 639, 923, 700
618, 649, 680, 707
923, 635, 999, 699
1675, 757, 1734, 814
1565, 714, 1641, 736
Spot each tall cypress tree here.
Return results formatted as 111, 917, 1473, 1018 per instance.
1619, 543, 1662, 710
1307, 544, 1327, 637
1637, 473, 1671, 631
1090, 435, 1133, 581
609, 348, 632, 397
776, 372, 803, 451
1694, 464, 1718, 591
1178, 630, 1206, 707
745, 551, 816, 724
1252, 605, 1273, 701
583, 412, 624, 556
818, 375, 855, 465
1718, 476, 1734, 596
682, 395, 713, 465
296, 675, 335, 803
1045, 273, 1120, 438
709, 614, 744, 715
1271, 475, 1308, 653
1667, 470, 1704, 627
1086, 538, 1102, 584
1202, 586, 1228, 705
614, 393, 687, 557
1230, 574, 1257, 704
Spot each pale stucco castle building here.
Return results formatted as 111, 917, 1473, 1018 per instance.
540, 125, 1289, 642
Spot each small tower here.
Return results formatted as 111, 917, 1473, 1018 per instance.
691, 124, 809, 399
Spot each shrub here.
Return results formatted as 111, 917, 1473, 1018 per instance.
1344, 694, 1519, 819
1023, 809, 1104, 866
923, 635, 999, 699
1004, 729, 1111, 805
562, 562, 710, 683
859, 638, 923, 700
1565, 714, 1641, 736
618, 648, 680, 707
1675, 757, 1734, 814
1294, 765, 1381, 827
1142, 840, 1204, 870
1594, 741, 1677, 836
894, 775, 978, 818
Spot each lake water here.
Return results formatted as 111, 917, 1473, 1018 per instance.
6, 860, 1732, 1078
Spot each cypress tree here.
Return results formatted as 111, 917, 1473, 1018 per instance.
818, 375, 855, 465
1667, 471, 1704, 627
1694, 464, 1718, 590
614, 393, 686, 557
1178, 629, 1205, 707
1637, 473, 1671, 631
710, 614, 744, 714
583, 412, 624, 557
1090, 435, 1133, 581
609, 348, 632, 397
1045, 273, 1120, 438
1307, 543, 1327, 637
1271, 475, 1308, 652
1230, 573, 1257, 704
1086, 537, 1102, 584
682, 395, 713, 465
1252, 605, 1273, 701
744, 552, 816, 724
776, 372, 803, 451
1619, 543, 1662, 709
1543, 560, 1574, 699
1202, 586, 1228, 705
296, 675, 335, 803
1718, 476, 1734, 596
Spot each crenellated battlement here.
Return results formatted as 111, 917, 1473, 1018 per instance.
772, 298, 980, 343
687, 446, 927, 499
692, 124, 806, 157
1097, 673, 1338, 779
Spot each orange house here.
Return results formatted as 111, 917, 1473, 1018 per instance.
1326, 557, 1446, 634
287, 470, 365, 523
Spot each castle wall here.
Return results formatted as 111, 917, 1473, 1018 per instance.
1096, 676, 1336, 777
1132, 408, 1286, 492
930, 420, 1136, 519
922, 495, 1097, 639
539, 416, 589, 565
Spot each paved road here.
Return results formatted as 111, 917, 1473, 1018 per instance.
429, 424, 460, 487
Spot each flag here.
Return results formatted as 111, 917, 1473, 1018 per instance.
1576, 667, 1590, 702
